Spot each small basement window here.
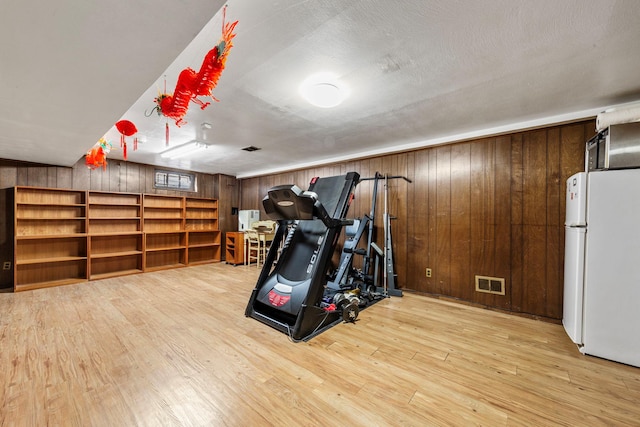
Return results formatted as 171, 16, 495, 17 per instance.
154, 169, 197, 192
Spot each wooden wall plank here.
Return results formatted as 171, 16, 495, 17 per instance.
470, 139, 492, 306
143, 164, 155, 193
218, 174, 239, 234
0, 161, 18, 188
521, 129, 548, 315
89, 165, 102, 191
387, 153, 409, 289
411, 150, 430, 293
56, 167, 73, 189
480, 138, 498, 305
492, 135, 512, 310
106, 161, 119, 192
426, 148, 438, 293
547, 129, 562, 228
450, 142, 471, 301
435, 145, 452, 296
16, 167, 28, 186
46, 167, 57, 187
26, 166, 47, 187
509, 133, 524, 312
405, 152, 419, 290
546, 128, 562, 319
72, 160, 90, 190
483, 139, 496, 274
522, 129, 548, 226
522, 225, 547, 315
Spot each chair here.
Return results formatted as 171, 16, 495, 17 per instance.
252, 221, 276, 264
245, 229, 261, 266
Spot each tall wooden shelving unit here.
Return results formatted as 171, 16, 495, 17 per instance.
185, 197, 221, 265
5, 186, 221, 292
13, 187, 88, 291
143, 194, 187, 271
88, 191, 143, 280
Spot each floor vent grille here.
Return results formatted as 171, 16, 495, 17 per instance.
475, 275, 505, 295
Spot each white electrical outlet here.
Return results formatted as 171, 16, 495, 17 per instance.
2, 261, 11, 270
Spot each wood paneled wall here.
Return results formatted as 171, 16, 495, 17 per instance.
239, 120, 592, 320
0, 159, 217, 196
0, 119, 590, 317
0, 158, 240, 287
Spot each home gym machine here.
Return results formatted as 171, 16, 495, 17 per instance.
324, 172, 409, 298
245, 171, 410, 341
376, 172, 412, 297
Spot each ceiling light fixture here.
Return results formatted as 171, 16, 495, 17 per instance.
299, 73, 349, 108
160, 141, 209, 159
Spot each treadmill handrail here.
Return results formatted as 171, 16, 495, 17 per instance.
312, 200, 353, 228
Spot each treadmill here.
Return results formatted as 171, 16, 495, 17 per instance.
245, 172, 360, 341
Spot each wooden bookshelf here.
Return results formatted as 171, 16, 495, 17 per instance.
225, 232, 244, 265
185, 197, 221, 265
185, 197, 218, 230
88, 191, 142, 234
88, 191, 143, 280
13, 187, 88, 291
143, 194, 184, 231
145, 232, 187, 271
4, 187, 220, 291
143, 195, 187, 271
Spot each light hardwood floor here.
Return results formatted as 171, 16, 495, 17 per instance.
1, 263, 639, 426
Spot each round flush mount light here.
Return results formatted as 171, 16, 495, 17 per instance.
299, 73, 349, 108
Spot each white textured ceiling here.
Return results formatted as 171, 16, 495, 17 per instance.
2, 0, 640, 178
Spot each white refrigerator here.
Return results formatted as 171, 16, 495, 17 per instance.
563, 169, 640, 367
238, 210, 259, 231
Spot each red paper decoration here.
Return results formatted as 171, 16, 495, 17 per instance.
116, 119, 137, 137
151, 7, 238, 128
85, 138, 112, 170
115, 119, 138, 160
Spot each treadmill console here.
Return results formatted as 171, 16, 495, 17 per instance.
262, 185, 317, 220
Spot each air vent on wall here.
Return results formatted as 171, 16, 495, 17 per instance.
475, 275, 505, 295
242, 146, 261, 152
